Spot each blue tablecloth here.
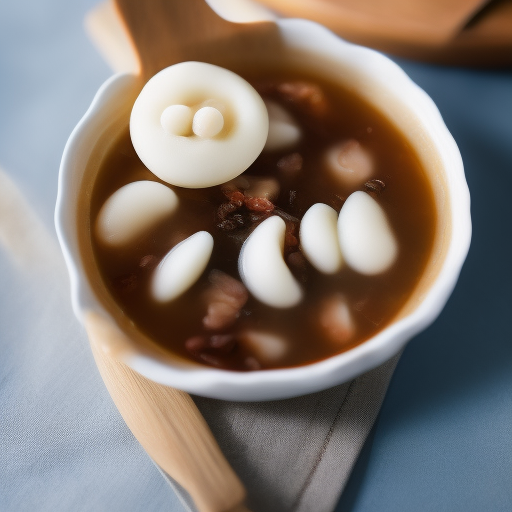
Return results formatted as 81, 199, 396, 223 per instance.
337, 61, 512, 512
1, 1, 511, 511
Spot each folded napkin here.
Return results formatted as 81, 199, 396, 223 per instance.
0, 166, 399, 512
186, 356, 399, 512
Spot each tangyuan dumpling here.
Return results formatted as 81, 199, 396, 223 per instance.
338, 191, 398, 275
300, 203, 343, 274
325, 139, 374, 187
151, 231, 214, 302
239, 216, 303, 308
263, 100, 301, 152
130, 62, 269, 188
95, 181, 178, 247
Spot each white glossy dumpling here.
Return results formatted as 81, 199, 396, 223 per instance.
263, 100, 301, 151
238, 330, 288, 364
300, 203, 343, 274
224, 174, 280, 201
338, 191, 398, 275
151, 231, 214, 302
319, 294, 355, 344
95, 181, 178, 246
325, 139, 373, 187
130, 62, 269, 188
239, 216, 303, 308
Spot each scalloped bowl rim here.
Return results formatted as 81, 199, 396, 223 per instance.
56, 18, 471, 401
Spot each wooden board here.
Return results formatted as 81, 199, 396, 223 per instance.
256, 0, 512, 67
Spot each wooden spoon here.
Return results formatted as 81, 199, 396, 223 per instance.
83, 1, 282, 511
255, 0, 512, 67
86, 311, 250, 512
113, 0, 281, 80
256, 0, 490, 47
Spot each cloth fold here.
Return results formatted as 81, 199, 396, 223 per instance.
192, 355, 399, 512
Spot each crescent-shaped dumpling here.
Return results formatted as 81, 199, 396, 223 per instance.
151, 231, 214, 302
130, 62, 269, 188
239, 216, 303, 308
263, 100, 301, 152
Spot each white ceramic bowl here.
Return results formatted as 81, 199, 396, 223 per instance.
55, 19, 471, 401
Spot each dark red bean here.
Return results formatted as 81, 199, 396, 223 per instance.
364, 179, 386, 195
244, 196, 275, 212
185, 336, 207, 355
277, 152, 303, 174
229, 191, 245, 207
209, 334, 237, 353
139, 255, 157, 270
244, 356, 261, 371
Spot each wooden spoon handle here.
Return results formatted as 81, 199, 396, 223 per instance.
112, 0, 277, 79
113, 0, 236, 77
85, 312, 248, 512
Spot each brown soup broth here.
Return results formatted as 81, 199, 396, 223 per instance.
90, 68, 437, 371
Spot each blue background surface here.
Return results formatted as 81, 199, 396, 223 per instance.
337, 64, 512, 511
1, 0, 511, 511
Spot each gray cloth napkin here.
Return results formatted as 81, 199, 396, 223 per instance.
0, 166, 399, 512
176, 355, 399, 512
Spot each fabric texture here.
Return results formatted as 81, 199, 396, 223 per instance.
193, 355, 399, 512
158, 355, 399, 512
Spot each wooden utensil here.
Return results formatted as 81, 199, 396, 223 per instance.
86, 313, 248, 512
83, 1, 281, 510
255, 0, 512, 67
113, 0, 279, 80
256, 0, 489, 46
